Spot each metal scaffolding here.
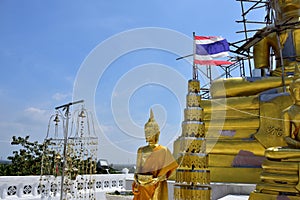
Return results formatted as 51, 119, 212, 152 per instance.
200, 0, 271, 98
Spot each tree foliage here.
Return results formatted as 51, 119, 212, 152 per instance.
2, 136, 49, 176
0, 136, 114, 176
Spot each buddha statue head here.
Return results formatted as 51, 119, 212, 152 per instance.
144, 109, 160, 145
271, 0, 300, 22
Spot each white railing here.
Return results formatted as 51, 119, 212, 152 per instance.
0, 174, 133, 199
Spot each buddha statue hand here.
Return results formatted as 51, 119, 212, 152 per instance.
148, 175, 167, 186
134, 174, 166, 186
285, 136, 300, 148
134, 174, 153, 186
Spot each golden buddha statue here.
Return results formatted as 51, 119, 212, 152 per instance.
132, 109, 178, 200
211, 0, 300, 98
194, 0, 300, 183
249, 70, 300, 199
254, 0, 300, 76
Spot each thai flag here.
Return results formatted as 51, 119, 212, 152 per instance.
194, 36, 233, 66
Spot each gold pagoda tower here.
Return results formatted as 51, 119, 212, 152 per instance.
174, 78, 211, 200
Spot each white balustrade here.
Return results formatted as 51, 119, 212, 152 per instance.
0, 174, 133, 199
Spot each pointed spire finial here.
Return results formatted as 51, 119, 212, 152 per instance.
150, 109, 154, 121
145, 108, 160, 137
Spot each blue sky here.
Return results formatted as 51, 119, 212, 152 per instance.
0, 1, 265, 163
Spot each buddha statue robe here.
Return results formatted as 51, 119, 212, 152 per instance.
132, 144, 178, 200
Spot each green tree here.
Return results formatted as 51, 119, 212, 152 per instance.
0, 162, 11, 176
0, 136, 99, 176
6, 136, 50, 176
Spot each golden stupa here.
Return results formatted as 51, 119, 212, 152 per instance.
174, 78, 211, 199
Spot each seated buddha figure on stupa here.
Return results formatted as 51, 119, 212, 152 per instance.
211, 0, 300, 98
249, 70, 300, 199
201, 0, 300, 183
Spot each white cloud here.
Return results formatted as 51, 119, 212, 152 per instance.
22, 107, 51, 126
52, 92, 71, 101
25, 107, 46, 115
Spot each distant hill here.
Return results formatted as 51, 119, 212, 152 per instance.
0, 160, 11, 165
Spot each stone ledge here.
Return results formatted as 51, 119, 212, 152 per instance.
125, 179, 255, 200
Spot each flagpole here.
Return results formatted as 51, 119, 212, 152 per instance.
193, 32, 198, 80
